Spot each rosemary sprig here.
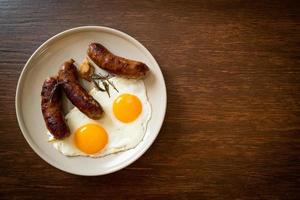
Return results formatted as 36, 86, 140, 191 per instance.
92, 79, 105, 92
106, 79, 119, 93
91, 73, 109, 80
90, 72, 119, 97
102, 80, 110, 97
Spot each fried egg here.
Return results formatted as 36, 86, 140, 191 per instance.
47, 77, 151, 157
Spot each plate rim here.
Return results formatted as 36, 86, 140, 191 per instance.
15, 26, 167, 176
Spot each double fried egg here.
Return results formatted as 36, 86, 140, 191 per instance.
47, 77, 151, 157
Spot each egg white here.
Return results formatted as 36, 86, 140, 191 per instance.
47, 77, 151, 157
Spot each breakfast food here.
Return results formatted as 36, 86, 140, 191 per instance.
41, 77, 70, 139
48, 77, 151, 157
88, 43, 149, 78
58, 59, 103, 120
41, 43, 152, 157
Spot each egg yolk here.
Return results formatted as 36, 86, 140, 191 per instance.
74, 124, 108, 154
113, 93, 142, 123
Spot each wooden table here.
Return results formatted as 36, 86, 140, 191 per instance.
1, 0, 300, 199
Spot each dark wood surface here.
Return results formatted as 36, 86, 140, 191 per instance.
1, 0, 300, 199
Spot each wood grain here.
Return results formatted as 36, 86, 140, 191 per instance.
1, 0, 300, 199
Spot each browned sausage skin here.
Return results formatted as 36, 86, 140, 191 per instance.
87, 43, 149, 78
58, 59, 103, 120
41, 77, 70, 139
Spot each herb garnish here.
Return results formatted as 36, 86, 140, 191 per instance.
91, 73, 119, 97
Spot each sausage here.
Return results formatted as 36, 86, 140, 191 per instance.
58, 59, 103, 120
87, 43, 149, 78
41, 77, 70, 139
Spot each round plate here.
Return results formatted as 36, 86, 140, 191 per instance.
15, 26, 166, 176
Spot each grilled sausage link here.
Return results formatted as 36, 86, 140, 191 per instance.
58, 59, 103, 119
87, 43, 149, 78
41, 77, 70, 139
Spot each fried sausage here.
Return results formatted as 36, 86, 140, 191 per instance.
87, 43, 149, 78
41, 77, 70, 139
58, 59, 103, 120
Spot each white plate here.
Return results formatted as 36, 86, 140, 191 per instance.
15, 26, 166, 176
